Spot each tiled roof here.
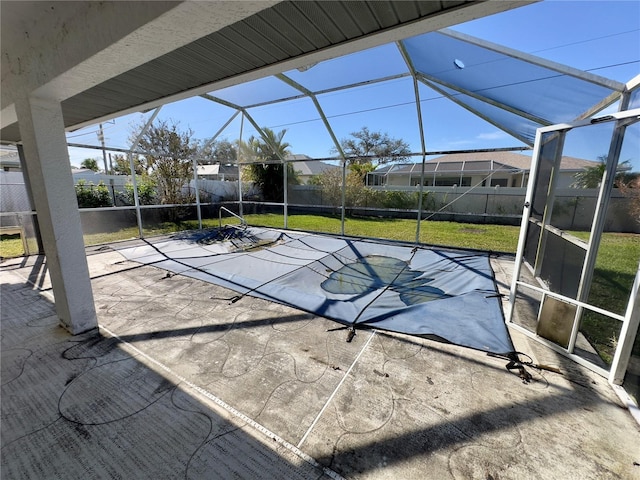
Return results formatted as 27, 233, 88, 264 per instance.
287, 155, 340, 176
432, 151, 598, 171
372, 151, 598, 174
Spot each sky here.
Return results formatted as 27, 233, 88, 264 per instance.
67, 0, 640, 171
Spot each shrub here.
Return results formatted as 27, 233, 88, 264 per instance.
122, 176, 157, 205
75, 180, 113, 208
382, 190, 414, 209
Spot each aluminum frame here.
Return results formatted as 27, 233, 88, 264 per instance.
509, 108, 640, 391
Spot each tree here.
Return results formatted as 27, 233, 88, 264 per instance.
334, 127, 410, 166
81, 158, 100, 172
618, 176, 640, 225
313, 164, 374, 211
131, 120, 197, 207
572, 156, 637, 188
240, 127, 298, 202
349, 162, 377, 184
111, 153, 146, 176
572, 155, 640, 225
199, 138, 237, 164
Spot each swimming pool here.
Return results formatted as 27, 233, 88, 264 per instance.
117, 225, 514, 356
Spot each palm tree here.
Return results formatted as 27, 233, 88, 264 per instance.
240, 128, 298, 202
80, 158, 100, 172
572, 155, 635, 188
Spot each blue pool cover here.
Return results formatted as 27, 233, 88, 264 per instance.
117, 226, 514, 355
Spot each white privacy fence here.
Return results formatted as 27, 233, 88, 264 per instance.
286, 184, 637, 232
0, 172, 31, 213
2, 170, 638, 233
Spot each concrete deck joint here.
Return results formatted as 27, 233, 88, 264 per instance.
298, 330, 377, 449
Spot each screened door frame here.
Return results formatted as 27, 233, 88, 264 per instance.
507, 107, 640, 387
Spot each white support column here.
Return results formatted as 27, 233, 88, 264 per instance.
15, 95, 98, 334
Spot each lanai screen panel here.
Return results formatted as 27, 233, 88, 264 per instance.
404, 31, 620, 125
194, 27, 623, 154
420, 80, 543, 145
117, 226, 514, 356
282, 42, 409, 92
210, 76, 302, 107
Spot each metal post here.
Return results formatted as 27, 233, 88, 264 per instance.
532, 134, 565, 278
283, 158, 288, 229
127, 152, 144, 239
240, 110, 294, 230
192, 156, 202, 230
412, 74, 427, 243
129, 107, 161, 239
397, 41, 428, 244
608, 83, 638, 385
341, 160, 346, 236
197, 95, 246, 221
238, 113, 244, 218
275, 73, 349, 234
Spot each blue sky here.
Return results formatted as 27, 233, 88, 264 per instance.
68, 0, 640, 170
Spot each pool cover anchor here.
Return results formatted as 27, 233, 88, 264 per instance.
326, 324, 357, 342
490, 351, 566, 383
346, 326, 356, 343
505, 352, 533, 384
488, 352, 533, 383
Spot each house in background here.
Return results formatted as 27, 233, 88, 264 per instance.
287, 154, 340, 184
0, 146, 21, 172
196, 164, 239, 181
196, 158, 340, 184
367, 151, 598, 189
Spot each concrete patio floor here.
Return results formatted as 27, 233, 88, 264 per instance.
2, 240, 640, 480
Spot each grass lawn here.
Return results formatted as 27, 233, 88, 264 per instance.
0, 234, 23, 258
2, 212, 637, 364
243, 213, 522, 253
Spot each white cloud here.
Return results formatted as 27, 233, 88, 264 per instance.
446, 139, 474, 147
476, 131, 509, 140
